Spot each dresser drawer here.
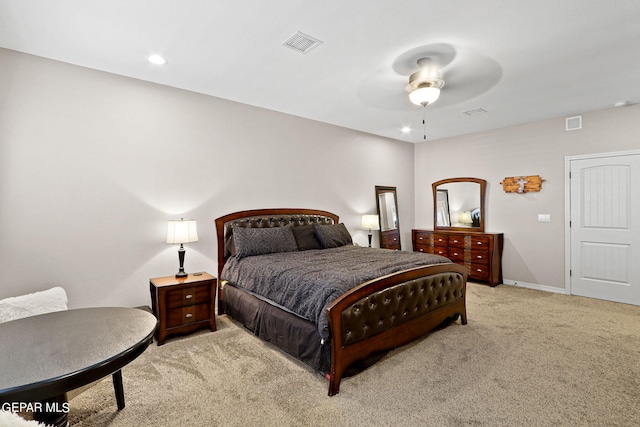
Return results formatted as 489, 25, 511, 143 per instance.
448, 248, 465, 262
413, 231, 432, 246
167, 284, 210, 309
470, 249, 490, 265
415, 243, 433, 254
470, 235, 490, 248
433, 246, 448, 257
448, 235, 466, 248
166, 303, 210, 328
433, 234, 449, 246
470, 263, 490, 280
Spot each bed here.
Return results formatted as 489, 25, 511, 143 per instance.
215, 208, 467, 396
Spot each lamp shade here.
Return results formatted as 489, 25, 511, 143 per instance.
409, 86, 441, 106
360, 215, 380, 230
166, 219, 199, 244
458, 211, 473, 225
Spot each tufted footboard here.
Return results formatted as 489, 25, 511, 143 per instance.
326, 263, 467, 396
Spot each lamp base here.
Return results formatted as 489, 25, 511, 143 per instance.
175, 244, 188, 278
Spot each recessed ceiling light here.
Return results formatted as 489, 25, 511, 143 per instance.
148, 54, 167, 65
401, 127, 411, 133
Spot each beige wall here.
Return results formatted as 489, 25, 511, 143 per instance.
3, 47, 638, 306
0, 48, 415, 308
414, 104, 640, 290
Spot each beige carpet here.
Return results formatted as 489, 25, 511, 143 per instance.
66, 283, 640, 426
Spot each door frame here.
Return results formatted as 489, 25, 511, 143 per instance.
564, 149, 640, 295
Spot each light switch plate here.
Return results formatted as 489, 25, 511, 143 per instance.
538, 214, 551, 222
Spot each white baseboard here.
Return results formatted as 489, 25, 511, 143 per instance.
502, 279, 568, 295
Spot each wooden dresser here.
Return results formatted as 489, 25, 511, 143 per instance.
412, 229, 504, 286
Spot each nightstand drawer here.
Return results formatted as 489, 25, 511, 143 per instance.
166, 303, 210, 328
166, 285, 209, 309
381, 232, 400, 250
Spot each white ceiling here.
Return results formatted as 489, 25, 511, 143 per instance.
2, 0, 639, 143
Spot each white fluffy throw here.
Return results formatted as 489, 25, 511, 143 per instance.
0, 411, 47, 426
0, 287, 68, 323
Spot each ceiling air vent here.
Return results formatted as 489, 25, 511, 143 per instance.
282, 31, 323, 54
463, 107, 487, 116
565, 115, 582, 131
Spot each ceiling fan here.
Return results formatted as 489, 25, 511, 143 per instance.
355, 44, 501, 139
405, 57, 447, 139
396, 44, 501, 140
407, 57, 446, 107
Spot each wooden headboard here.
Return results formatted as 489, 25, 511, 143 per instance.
214, 208, 339, 280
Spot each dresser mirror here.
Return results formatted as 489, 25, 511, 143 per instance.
375, 186, 401, 249
432, 178, 486, 232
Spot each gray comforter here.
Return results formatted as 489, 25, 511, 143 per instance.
221, 245, 450, 340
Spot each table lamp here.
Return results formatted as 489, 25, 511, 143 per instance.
166, 218, 198, 278
458, 211, 473, 226
360, 214, 380, 247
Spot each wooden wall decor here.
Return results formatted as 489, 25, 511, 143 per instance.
500, 175, 545, 193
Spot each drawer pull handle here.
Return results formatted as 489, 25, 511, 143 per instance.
185, 294, 193, 299
476, 269, 482, 272
453, 252, 459, 256
185, 313, 193, 318
477, 256, 483, 259
419, 249, 424, 252
477, 242, 483, 245
453, 240, 459, 243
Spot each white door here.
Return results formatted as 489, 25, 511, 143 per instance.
569, 152, 640, 305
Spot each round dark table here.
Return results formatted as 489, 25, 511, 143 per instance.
0, 307, 157, 426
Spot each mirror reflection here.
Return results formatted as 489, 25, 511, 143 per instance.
432, 178, 486, 232
378, 192, 398, 231
375, 186, 401, 250
435, 189, 450, 227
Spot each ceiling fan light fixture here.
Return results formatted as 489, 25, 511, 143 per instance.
409, 85, 441, 106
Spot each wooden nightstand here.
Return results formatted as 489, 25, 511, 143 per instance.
149, 272, 217, 345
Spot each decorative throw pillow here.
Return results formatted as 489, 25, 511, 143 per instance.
291, 225, 322, 250
232, 226, 298, 258
314, 223, 353, 248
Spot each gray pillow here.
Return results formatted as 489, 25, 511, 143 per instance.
232, 226, 298, 259
314, 223, 353, 248
291, 225, 322, 250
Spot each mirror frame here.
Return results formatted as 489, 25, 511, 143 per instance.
375, 185, 400, 248
432, 177, 486, 233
